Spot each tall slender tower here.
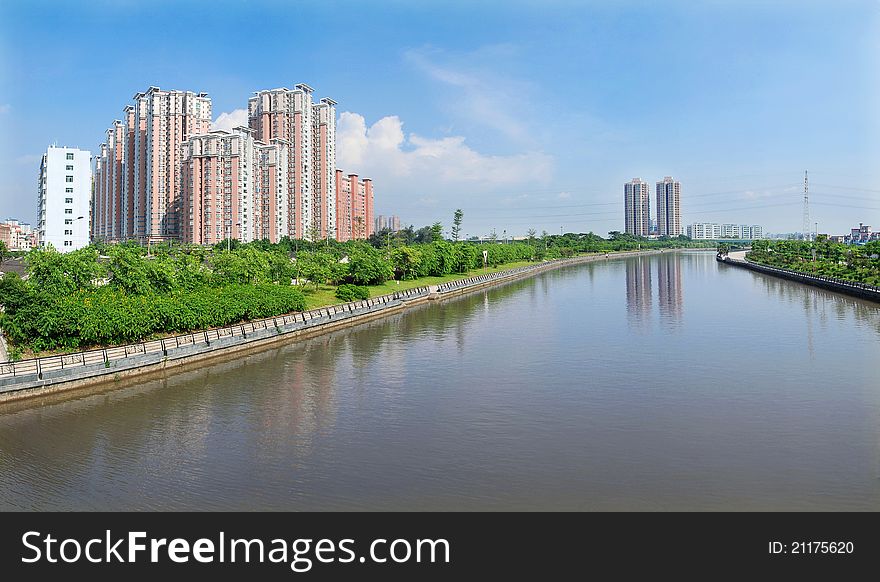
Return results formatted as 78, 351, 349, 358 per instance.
655, 176, 682, 237
802, 170, 810, 241
624, 178, 651, 237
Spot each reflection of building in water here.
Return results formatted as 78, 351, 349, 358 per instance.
656, 254, 683, 322
626, 256, 652, 325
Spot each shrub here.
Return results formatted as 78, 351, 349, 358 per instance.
335, 283, 370, 302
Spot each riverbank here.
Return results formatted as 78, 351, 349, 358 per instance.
718, 251, 880, 303
0, 249, 670, 403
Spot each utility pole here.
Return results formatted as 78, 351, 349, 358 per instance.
803, 170, 810, 242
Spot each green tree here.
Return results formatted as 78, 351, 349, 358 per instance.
0, 240, 10, 268
347, 245, 393, 285
430, 221, 444, 243
391, 246, 423, 280
451, 209, 463, 241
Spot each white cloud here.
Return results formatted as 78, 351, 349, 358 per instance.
211, 108, 248, 132
558, 191, 571, 199
404, 48, 537, 145
337, 111, 553, 188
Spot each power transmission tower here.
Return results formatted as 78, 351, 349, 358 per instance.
802, 170, 811, 241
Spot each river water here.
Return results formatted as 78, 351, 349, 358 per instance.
1, 251, 879, 510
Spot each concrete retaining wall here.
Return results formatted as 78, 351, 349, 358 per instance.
0, 250, 664, 402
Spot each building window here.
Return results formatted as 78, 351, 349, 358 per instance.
64, 241, 72, 246
66, 176, 73, 182
66, 153, 74, 160
66, 165, 74, 171
65, 230, 73, 235
65, 209, 73, 214
65, 197, 73, 204
66, 188, 73, 193
65, 219, 73, 225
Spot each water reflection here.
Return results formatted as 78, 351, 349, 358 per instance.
625, 253, 684, 329
626, 255, 653, 328
657, 253, 683, 325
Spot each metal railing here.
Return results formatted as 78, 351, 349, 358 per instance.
0, 286, 429, 381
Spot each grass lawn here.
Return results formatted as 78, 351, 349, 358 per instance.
301, 260, 536, 310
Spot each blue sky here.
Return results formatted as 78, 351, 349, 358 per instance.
1, 0, 878, 237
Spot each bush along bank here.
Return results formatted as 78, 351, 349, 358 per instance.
0, 235, 710, 358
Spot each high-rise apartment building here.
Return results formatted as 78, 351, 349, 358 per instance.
94, 83, 359, 245
656, 176, 681, 237
37, 146, 91, 251
181, 126, 290, 245
335, 171, 374, 241
624, 178, 651, 237
313, 98, 337, 240
93, 87, 212, 243
248, 85, 338, 241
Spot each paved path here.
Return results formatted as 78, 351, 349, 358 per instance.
727, 250, 747, 261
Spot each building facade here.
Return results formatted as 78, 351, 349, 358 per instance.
0, 219, 36, 251
686, 222, 763, 240
655, 176, 682, 237
93, 87, 212, 244
93, 83, 359, 245
335, 171, 374, 241
248, 85, 338, 241
181, 127, 292, 245
624, 178, 651, 237
37, 146, 92, 251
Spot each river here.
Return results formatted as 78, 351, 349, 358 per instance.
1, 250, 879, 510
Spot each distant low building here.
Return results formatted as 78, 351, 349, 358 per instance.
686, 222, 763, 240
844, 223, 879, 245
0, 219, 37, 251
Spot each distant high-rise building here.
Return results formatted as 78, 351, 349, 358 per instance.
37, 146, 92, 251
373, 215, 401, 233
656, 176, 681, 237
335, 171, 374, 241
624, 178, 650, 237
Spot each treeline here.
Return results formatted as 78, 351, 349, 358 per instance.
748, 239, 880, 286
0, 244, 309, 353
0, 231, 708, 355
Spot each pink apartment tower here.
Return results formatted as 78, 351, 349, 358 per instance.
94, 87, 211, 243
94, 83, 363, 245
335, 170, 374, 241
248, 85, 337, 241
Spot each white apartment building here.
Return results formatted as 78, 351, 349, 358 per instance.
37, 146, 92, 251
686, 222, 763, 240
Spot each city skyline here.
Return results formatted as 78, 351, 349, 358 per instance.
0, 1, 878, 237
